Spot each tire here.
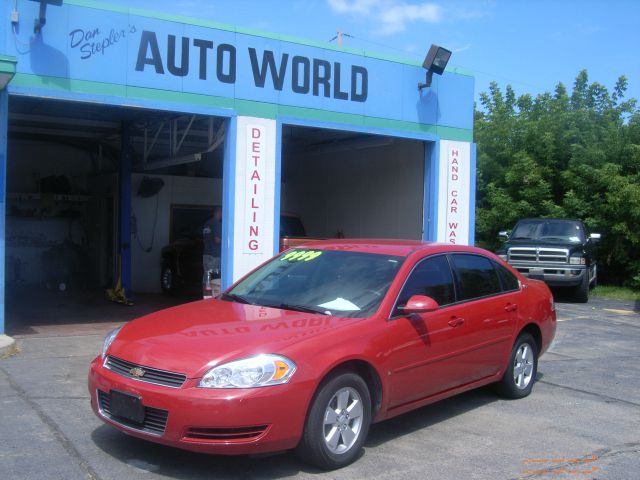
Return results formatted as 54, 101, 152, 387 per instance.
590, 265, 598, 288
573, 272, 589, 303
160, 264, 176, 294
295, 371, 372, 470
495, 333, 538, 399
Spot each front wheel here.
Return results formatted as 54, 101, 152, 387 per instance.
296, 371, 371, 470
573, 272, 589, 303
495, 333, 538, 399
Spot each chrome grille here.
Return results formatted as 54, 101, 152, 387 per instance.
105, 356, 186, 388
97, 390, 168, 435
508, 247, 568, 264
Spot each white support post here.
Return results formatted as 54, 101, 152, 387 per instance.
231, 116, 277, 281
437, 140, 472, 245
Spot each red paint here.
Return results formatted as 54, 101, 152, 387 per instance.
89, 241, 555, 456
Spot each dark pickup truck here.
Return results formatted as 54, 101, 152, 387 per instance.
495, 218, 601, 302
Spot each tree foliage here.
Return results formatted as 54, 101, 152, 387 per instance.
475, 70, 640, 286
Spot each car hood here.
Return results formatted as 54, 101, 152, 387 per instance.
108, 299, 360, 378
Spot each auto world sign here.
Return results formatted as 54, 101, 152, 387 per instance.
134, 31, 369, 102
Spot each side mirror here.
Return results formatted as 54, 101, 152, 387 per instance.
497, 230, 509, 241
400, 295, 440, 314
589, 233, 601, 242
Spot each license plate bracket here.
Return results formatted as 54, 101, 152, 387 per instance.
110, 389, 145, 424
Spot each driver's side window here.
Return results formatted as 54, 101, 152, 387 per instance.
393, 255, 455, 316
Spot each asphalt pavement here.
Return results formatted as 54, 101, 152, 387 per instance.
1, 297, 638, 480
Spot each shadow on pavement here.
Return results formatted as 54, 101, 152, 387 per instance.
91, 426, 311, 479
91, 386, 499, 478
366, 386, 498, 448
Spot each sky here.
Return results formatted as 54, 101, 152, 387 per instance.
106, 0, 640, 106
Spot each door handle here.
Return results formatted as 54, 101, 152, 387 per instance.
505, 303, 518, 312
448, 317, 465, 327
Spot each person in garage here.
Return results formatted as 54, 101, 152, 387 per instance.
202, 206, 222, 298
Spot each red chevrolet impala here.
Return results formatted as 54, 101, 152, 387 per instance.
89, 240, 556, 469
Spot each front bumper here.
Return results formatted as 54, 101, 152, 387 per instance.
88, 356, 311, 455
509, 263, 586, 287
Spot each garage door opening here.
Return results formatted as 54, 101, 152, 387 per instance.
5, 97, 226, 335
280, 125, 426, 245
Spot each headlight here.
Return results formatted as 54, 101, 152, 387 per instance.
101, 326, 122, 359
498, 254, 508, 261
569, 256, 586, 265
199, 354, 296, 389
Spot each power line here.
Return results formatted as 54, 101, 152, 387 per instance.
328, 31, 547, 92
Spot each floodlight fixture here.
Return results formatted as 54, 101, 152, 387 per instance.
418, 44, 452, 91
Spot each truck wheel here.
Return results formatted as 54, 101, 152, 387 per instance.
295, 371, 371, 470
574, 272, 589, 303
160, 264, 176, 294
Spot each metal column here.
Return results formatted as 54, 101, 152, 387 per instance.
0, 89, 8, 334
119, 123, 132, 297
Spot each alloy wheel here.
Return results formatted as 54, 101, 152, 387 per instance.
323, 387, 364, 455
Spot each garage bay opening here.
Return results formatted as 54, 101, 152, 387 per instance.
280, 125, 426, 246
5, 97, 226, 335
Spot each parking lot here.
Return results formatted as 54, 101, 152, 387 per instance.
1, 297, 639, 480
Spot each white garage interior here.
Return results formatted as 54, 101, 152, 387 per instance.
280, 125, 426, 241
5, 96, 225, 331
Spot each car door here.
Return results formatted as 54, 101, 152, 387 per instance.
447, 254, 519, 384
386, 254, 472, 407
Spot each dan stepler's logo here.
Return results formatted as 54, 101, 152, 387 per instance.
69, 24, 137, 60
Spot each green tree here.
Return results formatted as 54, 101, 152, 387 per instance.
475, 70, 640, 286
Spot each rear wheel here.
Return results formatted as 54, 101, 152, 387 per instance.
496, 333, 538, 399
160, 264, 176, 294
296, 371, 371, 470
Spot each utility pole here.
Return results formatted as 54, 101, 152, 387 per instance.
329, 30, 353, 47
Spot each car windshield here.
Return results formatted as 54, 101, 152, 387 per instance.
510, 220, 585, 243
224, 249, 405, 317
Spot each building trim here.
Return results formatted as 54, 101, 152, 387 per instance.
9, 74, 473, 142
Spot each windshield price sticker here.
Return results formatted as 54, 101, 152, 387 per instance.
280, 250, 323, 262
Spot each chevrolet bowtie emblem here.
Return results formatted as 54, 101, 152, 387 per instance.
129, 367, 145, 378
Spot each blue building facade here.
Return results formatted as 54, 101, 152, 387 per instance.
0, 0, 475, 334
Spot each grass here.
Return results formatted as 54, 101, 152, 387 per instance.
592, 285, 640, 302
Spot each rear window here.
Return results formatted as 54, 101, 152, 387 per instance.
280, 215, 306, 237
495, 262, 520, 292
451, 254, 501, 301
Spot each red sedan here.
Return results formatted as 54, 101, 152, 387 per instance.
89, 240, 556, 469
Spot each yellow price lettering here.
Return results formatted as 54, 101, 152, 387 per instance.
280, 250, 323, 262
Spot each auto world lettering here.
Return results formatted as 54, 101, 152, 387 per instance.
135, 30, 368, 102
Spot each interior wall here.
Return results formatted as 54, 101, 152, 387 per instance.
5, 140, 93, 286
131, 174, 222, 293
7, 139, 92, 193
282, 139, 425, 239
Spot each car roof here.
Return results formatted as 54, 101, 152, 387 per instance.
293, 239, 487, 257
517, 218, 583, 223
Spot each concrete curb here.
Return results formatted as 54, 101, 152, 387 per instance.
0, 334, 18, 358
